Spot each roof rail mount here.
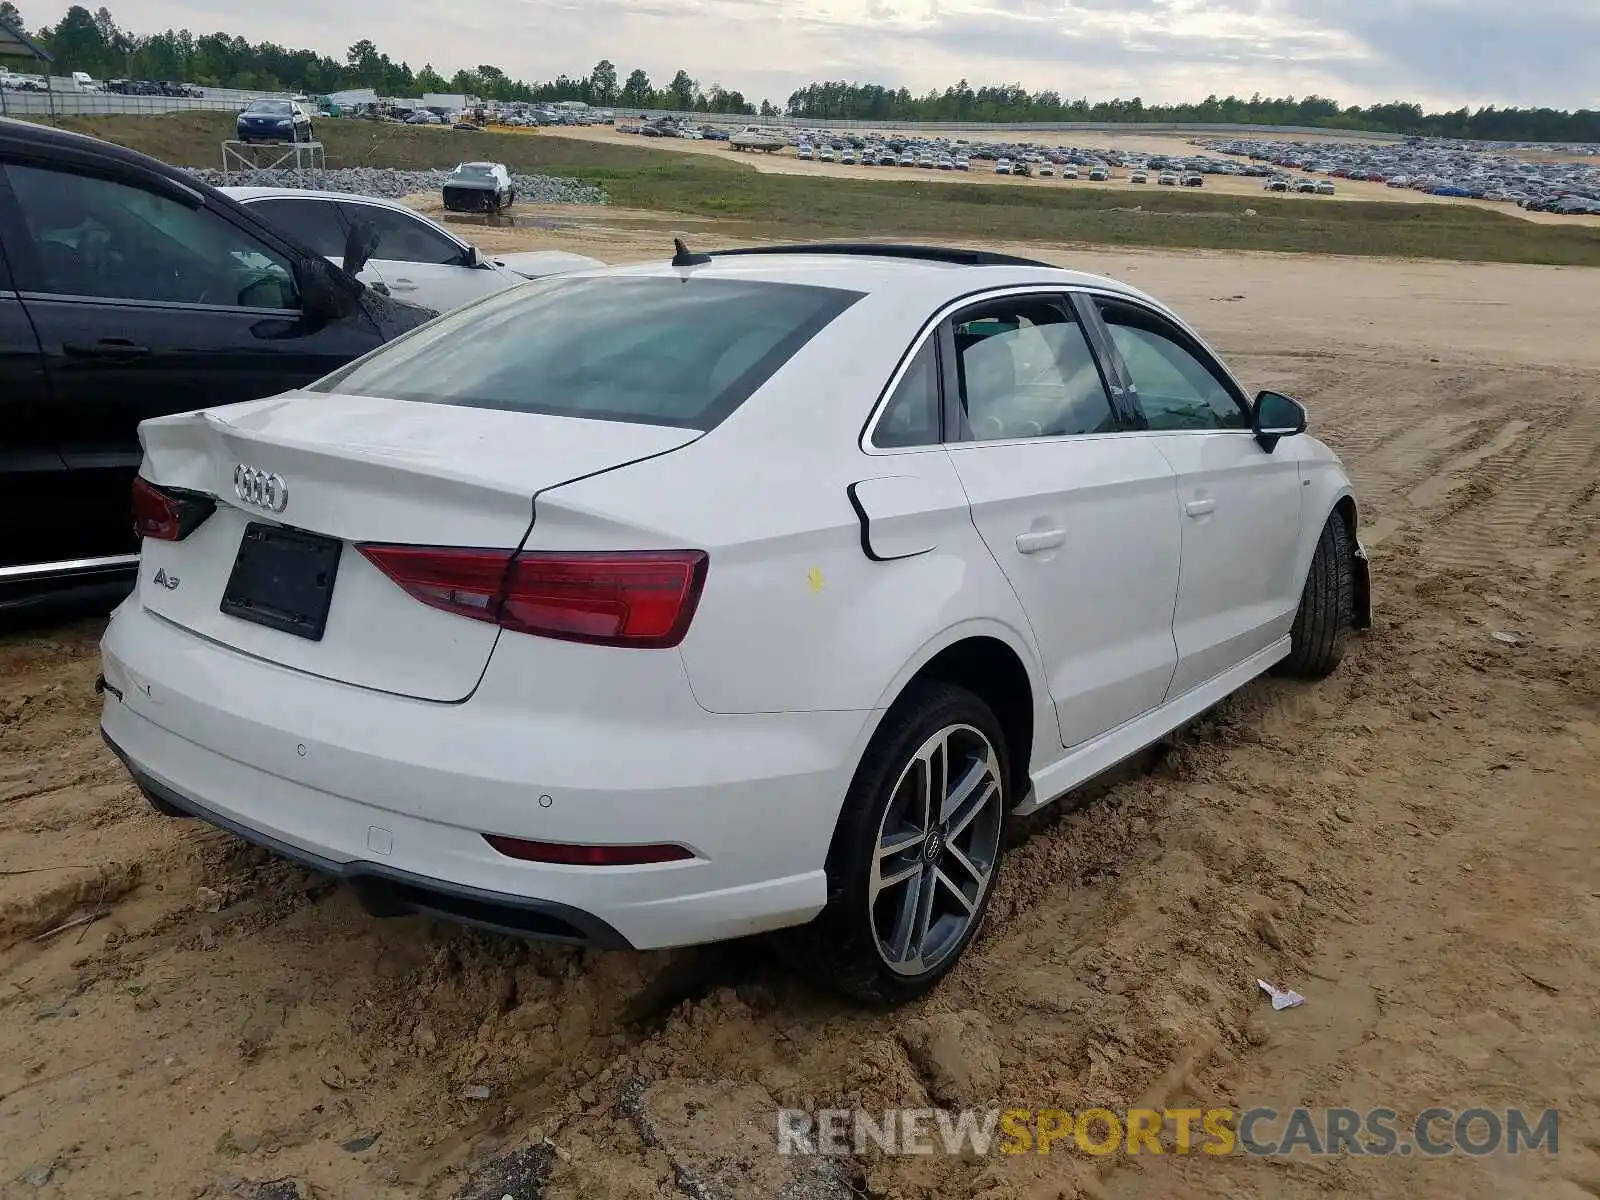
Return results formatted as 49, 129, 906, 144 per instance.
671, 238, 712, 267
708, 243, 1053, 268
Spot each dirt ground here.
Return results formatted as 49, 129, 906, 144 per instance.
2, 226, 1598, 1200
546, 125, 1600, 228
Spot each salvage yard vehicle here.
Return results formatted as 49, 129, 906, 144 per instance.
100, 242, 1370, 1003
442, 161, 514, 213
729, 126, 785, 152
235, 98, 313, 144
0, 118, 435, 612
225, 187, 600, 312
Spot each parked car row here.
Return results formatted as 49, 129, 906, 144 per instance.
1199, 136, 1600, 211
105, 79, 205, 98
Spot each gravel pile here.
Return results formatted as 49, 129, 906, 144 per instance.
185, 166, 607, 205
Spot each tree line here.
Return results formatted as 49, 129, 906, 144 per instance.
3, 4, 1595, 142
784, 81, 1600, 144
0, 4, 759, 113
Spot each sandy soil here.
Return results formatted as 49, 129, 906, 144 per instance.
2, 228, 1599, 1200
545, 125, 1600, 227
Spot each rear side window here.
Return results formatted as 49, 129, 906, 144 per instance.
314, 276, 863, 429
246, 197, 347, 258
872, 339, 940, 448
336, 202, 463, 265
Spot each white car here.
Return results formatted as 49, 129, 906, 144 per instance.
101, 244, 1369, 1002
222, 187, 601, 312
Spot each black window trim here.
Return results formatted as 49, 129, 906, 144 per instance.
859, 283, 1144, 455
1085, 291, 1254, 432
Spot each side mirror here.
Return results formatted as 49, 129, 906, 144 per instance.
299, 259, 351, 321
1252, 390, 1308, 452
342, 219, 381, 277
463, 244, 483, 268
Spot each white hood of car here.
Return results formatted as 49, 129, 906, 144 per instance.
491, 250, 605, 280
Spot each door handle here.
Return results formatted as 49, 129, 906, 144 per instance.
63, 339, 151, 361
1015, 528, 1066, 554
389, 279, 418, 291
1185, 498, 1216, 518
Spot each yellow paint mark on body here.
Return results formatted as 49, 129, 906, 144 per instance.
807, 567, 825, 593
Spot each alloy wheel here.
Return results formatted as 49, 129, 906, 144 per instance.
869, 723, 1005, 976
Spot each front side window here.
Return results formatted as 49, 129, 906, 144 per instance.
1098, 302, 1247, 431
338, 203, 462, 266
3, 164, 299, 309
246, 197, 347, 258
314, 275, 862, 430
952, 297, 1116, 442
872, 339, 940, 448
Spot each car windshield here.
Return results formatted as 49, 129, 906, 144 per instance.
311, 275, 862, 430
451, 164, 495, 179
247, 101, 292, 115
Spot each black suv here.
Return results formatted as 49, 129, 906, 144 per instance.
0, 118, 433, 612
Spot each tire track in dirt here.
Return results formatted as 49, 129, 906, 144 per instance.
1425, 393, 1600, 575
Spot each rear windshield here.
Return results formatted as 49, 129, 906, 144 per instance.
313, 275, 862, 429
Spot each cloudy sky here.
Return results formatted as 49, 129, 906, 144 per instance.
56, 0, 1600, 110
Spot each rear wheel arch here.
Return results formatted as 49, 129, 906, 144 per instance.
854, 628, 1041, 830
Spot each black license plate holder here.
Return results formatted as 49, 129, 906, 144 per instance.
220, 523, 343, 641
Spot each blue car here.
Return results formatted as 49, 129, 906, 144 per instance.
236, 99, 312, 144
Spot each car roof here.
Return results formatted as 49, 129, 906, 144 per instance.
575, 249, 1162, 313
221, 186, 415, 209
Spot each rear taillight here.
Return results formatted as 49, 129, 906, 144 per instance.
483, 834, 693, 866
356, 545, 709, 649
132, 476, 216, 541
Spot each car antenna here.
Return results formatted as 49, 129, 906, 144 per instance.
671, 237, 712, 267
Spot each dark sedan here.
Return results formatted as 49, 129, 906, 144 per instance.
236, 99, 312, 144
0, 117, 434, 613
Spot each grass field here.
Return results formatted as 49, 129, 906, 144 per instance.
34, 111, 1600, 266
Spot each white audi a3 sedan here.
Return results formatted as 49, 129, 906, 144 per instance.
100, 243, 1370, 1002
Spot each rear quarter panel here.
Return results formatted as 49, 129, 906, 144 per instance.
532, 432, 1045, 711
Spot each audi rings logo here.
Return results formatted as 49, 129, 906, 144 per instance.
233, 464, 289, 513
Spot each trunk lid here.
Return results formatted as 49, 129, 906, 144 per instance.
134, 391, 699, 701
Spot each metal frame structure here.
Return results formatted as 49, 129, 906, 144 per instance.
220, 138, 326, 183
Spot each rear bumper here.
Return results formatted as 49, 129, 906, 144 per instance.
442, 186, 501, 212
99, 600, 868, 950
103, 728, 629, 946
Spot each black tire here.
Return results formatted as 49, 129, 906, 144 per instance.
775, 682, 1010, 1003
1276, 511, 1354, 678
